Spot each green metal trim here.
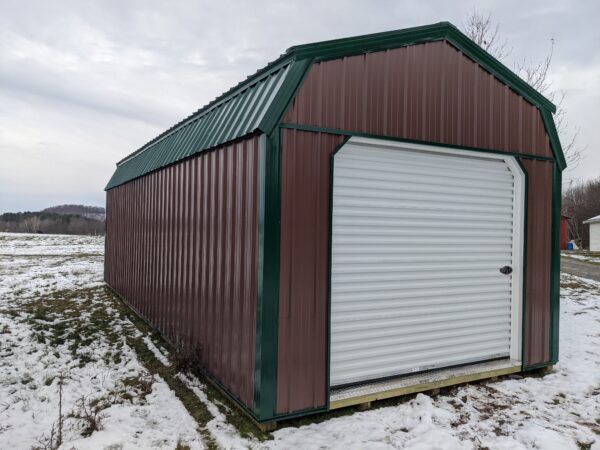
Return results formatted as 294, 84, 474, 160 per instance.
326, 136, 351, 410
200, 362, 263, 423
288, 22, 556, 114
104, 193, 108, 281
522, 361, 553, 372
550, 162, 561, 363
267, 405, 329, 422
515, 158, 529, 368
106, 62, 294, 190
117, 56, 293, 167
258, 58, 313, 135
253, 129, 282, 421
540, 109, 567, 172
280, 123, 555, 163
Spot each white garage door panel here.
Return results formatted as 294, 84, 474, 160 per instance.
330, 138, 523, 387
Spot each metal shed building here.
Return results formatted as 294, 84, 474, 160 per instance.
583, 215, 600, 250
105, 22, 565, 426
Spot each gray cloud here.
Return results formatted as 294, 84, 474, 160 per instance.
0, 0, 598, 213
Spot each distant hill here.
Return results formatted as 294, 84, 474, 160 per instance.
0, 205, 105, 235
44, 204, 106, 222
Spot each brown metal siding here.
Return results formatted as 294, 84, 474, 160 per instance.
284, 40, 552, 159
520, 158, 553, 365
105, 135, 261, 408
277, 130, 346, 414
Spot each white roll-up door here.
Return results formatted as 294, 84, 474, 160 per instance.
330, 137, 524, 387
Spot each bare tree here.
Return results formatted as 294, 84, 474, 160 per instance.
23, 215, 41, 233
463, 10, 582, 169
563, 177, 600, 248
464, 10, 511, 61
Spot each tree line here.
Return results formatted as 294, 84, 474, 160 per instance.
0, 211, 105, 235
563, 177, 600, 249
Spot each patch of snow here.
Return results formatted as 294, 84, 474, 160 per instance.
0, 233, 203, 449
66, 375, 203, 450
267, 394, 465, 450
562, 252, 600, 263
177, 373, 255, 450
143, 335, 171, 367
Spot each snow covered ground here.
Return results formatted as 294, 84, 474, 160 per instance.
1, 232, 600, 449
562, 252, 600, 264
0, 233, 203, 449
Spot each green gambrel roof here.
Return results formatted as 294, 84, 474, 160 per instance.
107, 22, 565, 189
105, 58, 302, 189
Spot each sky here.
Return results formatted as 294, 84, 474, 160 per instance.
0, 0, 598, 213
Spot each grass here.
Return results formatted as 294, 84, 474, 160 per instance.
4, 285, 225, 448
562, 252, 600, 266
6, 280, 273, 444
560, 275, 600, 295
112, 288, 270, 444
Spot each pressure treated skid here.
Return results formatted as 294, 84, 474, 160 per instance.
105, 22, 565, 425
329, 359, 521, 409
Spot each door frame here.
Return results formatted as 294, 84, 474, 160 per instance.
327, 136, 526, 392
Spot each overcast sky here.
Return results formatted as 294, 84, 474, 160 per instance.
1, 0, 598, 213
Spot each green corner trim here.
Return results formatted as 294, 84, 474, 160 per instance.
540, 109, 567, 171
254, 130, 282, 421
550, 163, 561, 363
522, 362, 554, 372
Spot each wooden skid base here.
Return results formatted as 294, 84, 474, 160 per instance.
256, 421, 278, 432
330, 359, 521, 410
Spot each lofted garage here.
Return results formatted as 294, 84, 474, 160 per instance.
105, 22, 565, 425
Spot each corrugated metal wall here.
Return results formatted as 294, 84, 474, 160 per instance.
519, 158, 553, 365
284, 41, 552, 159
105, 135, 261, 408
277, 42, 556, 413
277, 130, 346, 414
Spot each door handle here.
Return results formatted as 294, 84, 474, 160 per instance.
499, 266, 513, 275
